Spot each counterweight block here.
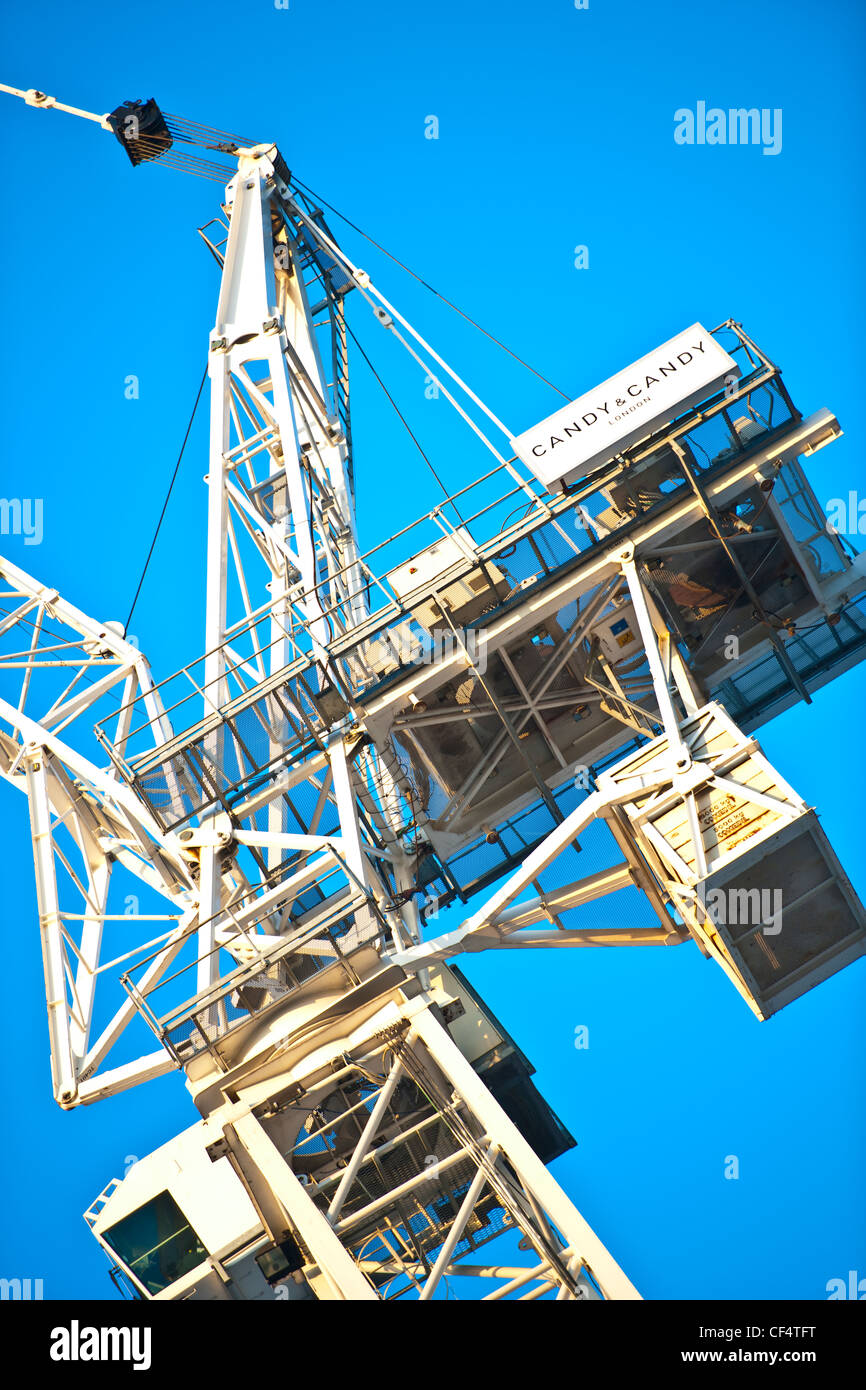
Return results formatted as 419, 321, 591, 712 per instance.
600, 702, 866, 1018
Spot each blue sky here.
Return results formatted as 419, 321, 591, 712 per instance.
0, 0, 863, 1300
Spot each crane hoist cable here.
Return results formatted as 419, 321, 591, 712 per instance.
343, 319, 466, 526
124, 364, 208, 633
290, 175, 571, 403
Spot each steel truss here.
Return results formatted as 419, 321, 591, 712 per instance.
211, 1002, 640, 1301
1, 86, 864, 1300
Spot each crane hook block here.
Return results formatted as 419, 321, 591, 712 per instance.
106, 98, 172, 167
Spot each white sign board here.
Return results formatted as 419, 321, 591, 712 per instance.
510, 324, 739, 492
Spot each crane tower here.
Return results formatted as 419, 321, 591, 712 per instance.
1, 84, 864, 1302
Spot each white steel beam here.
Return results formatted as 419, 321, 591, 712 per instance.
409, 1007, 641, 1301
229, 1110, 377, 1301
24, 752, 77, 1105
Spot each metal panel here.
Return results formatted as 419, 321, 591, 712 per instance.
700, 814, 866, 1019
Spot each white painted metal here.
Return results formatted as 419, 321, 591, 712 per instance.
2, 81, 864, 1302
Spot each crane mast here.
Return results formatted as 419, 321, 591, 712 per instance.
1, 84, 865, 1302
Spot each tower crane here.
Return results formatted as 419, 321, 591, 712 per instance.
1, 82, 864, 1302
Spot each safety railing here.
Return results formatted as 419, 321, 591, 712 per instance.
94, 322, 799, 784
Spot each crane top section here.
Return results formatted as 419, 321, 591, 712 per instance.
0, 82, 271, 182
2, 72, 865, 1106
0, 81, 111, 126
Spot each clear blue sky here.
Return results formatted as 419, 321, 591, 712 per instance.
0, 0, 863, 1300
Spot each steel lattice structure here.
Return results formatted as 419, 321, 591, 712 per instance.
2, 83, 865, 1302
